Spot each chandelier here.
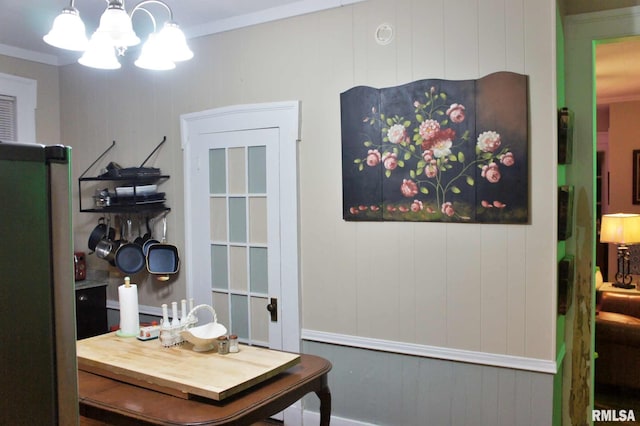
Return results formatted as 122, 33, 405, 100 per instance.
43, 0, 193, 70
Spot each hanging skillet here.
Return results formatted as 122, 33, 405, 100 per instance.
115, 218, 146, 275
146, 215, 180, 281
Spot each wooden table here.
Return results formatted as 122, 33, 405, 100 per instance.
78, 353, 332, 426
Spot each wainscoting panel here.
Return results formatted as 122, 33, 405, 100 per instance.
302, 341, 554, 426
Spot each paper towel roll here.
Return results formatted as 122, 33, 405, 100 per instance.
118, 283, 139, 337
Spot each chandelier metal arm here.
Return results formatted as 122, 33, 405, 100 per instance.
130, 0, 174, 22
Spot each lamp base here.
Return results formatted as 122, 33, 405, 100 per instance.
612, 282, 636, 289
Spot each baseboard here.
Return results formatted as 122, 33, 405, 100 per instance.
303, 410, 376, 426
302, 329, 557, 374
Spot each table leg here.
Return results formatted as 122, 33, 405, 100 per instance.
316, 381, 331, 426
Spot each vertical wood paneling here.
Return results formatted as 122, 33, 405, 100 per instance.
302, 341, 554, 425
522, 0, 557, 361
443, 0, 480, 78
414, 225, 448, 346
505, 0, 526, 72
480, 226, 509, 353
410, 0, 445, 79
506, 227, 528, 356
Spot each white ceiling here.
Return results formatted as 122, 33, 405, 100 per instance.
0, 0, 362, 66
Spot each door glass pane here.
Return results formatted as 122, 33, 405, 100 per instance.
211, 244, 228, 290
248, 146, 266, 193
231, 294, 249, 339
212, 291, 229, 326
248, 196, 267, 244
229, 246, 247, 292
228, 197, 246, 243
209, 148, 226, 194
210, 197, 227, 241
249, 247, 268, 294
251, 296, 269, 344
228, 147, 246, 194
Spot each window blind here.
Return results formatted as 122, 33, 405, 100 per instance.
0, 94, 17, 141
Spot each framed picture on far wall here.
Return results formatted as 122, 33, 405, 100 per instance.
634, 150, 640, 204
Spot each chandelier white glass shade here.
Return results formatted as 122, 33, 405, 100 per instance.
44, 0, 193, 71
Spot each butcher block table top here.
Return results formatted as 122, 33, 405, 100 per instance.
78, 352, 333, 426
76, 332, 300, 401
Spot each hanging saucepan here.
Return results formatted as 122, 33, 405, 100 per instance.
95, 237, 119, 266
146, 215, 180, 281
88, 216, 115, 252
142, 216, 159, 256
115, 218, 146, 275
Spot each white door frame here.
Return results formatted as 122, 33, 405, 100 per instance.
181, 101, 302, 355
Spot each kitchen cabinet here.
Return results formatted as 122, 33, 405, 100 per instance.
75, 281, 108, 339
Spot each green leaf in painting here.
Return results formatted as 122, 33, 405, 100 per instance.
420, 187, 429, 194
451, 186, 461, 194
466, 176, 475, 186
458, 151, 465, 162
385, 169, 391, 178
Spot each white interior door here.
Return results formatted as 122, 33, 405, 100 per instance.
181, 102, 301, 354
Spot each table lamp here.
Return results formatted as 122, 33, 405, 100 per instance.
600, 213, 640, 289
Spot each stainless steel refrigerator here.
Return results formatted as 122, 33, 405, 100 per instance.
0, 142, 78, 425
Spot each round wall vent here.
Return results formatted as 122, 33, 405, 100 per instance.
375, 23, 394, 45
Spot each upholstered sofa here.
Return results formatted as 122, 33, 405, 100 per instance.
595, 291, 640, 389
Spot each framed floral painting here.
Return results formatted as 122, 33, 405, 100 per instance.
341, 71, 529, 223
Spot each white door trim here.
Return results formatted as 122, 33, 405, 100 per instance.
180, 101, 301, 354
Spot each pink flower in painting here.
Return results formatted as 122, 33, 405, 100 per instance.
366, 149, 381, 166
419, 119, 440, 140
413, 101, 421, 108
411, 200, 424, 212
481, 200, 493, 208
425, 163, 438, 178
387, 124, 409, 144
359, 205, 368, 211
382, 152, 398, 170
370, 205, 380, 211
349, 207, 359, 215
387, 205, 397, 212
441, 202, 455, 217
481, 162, 501, 183
477, 131, 501, 153
399, 206, 410, 212
422, 150, 434, 162
493, 201, 506, 208
500, 152, 515, 166
400, 179, 419, 197
446, 103, 466, 123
